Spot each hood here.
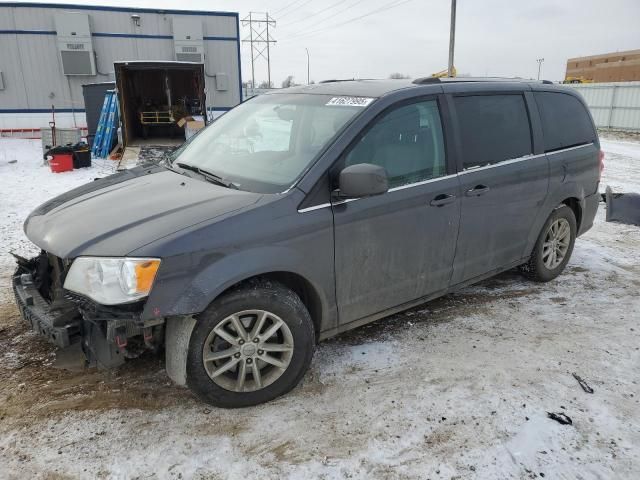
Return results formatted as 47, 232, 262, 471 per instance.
24, 167, 262, 258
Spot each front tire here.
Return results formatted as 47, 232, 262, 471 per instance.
521, 205, 577, 282
186, 280, 315, 408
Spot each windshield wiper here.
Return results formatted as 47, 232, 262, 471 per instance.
174, 162, 238, 189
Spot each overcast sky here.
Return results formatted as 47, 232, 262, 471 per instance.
22, 0, 640, 85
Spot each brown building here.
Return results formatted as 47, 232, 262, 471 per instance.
565, 49, 640, 83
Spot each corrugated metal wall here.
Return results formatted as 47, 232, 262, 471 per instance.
0, 3, 242, 129
566, 81, 640, 131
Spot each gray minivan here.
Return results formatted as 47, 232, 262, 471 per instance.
13, 78, 602, 407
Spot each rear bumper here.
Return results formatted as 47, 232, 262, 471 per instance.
578, 192, 600, 236
12, 273, 81, 348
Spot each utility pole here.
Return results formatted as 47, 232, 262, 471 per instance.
242, 12, 277, 89
248, 12, 254, 88
536, 58, 545, 80
266, 16, 272, 87
448, 0, 457, 77
305, 48, 310, 85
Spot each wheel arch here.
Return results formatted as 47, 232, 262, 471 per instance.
163, 268, 327, 388
561, 197, 582, 232
522, 181, 587, 260
143, 243, 336, 336
214, 271, 324, 342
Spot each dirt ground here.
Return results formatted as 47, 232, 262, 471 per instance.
0, 135, 639, 479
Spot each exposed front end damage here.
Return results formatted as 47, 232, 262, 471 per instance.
12, 251, 165, 369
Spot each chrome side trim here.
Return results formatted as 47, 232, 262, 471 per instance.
388, 173, 458, 192
458, 142, 594, 176
458, 153, 546, 175
298, 174, 456, 211
330, 197, 360, 207
546, 142, 594, 156
298, 203, 331, 213
297, 143, 595, 212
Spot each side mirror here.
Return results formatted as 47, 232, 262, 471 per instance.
337, 163, 389, 198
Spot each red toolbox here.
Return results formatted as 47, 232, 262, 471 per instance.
49, 153, 74, 173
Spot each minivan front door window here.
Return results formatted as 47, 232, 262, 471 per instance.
171, 94, 366, 194
344, 100, 446, 188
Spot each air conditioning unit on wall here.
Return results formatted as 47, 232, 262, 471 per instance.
173, 17, 204, 63
54, 13, 96, 76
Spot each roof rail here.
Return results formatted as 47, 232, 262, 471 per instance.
319, 78, 378, 83
412, 77, 554, 85
319, 78, 356, 83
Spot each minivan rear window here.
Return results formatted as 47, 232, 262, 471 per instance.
454, 94, 532, 170
534, 92, 595, 152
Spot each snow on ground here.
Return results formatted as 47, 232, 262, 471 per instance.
600, 133, 640, 194
0, 134, 639, 479
0, 139, 118, 303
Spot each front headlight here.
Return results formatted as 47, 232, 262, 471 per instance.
63, 257, 161, 305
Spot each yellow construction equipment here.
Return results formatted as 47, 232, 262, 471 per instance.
563, 76, 594, 84
432, 67, 457, 78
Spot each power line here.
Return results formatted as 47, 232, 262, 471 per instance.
281, 0, 348, 28
285, 0, 411, 40
272, 0, 306, 16
278, 0, 315, 19
283, 0, 415, 42
282, 0, 368, 30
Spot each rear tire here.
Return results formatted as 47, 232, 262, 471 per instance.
520, 205, 577, 282
186, 280, 315, 408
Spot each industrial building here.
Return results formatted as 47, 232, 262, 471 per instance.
0, 3, 242, 131
565, 49, 640, 83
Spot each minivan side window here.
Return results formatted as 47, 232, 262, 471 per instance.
534, 92, 595, 152
453, 94, 532, 170
344, 100, 446, 188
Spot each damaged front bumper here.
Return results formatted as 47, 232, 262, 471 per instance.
12, 253, 165, 369
12, 272, 81, 348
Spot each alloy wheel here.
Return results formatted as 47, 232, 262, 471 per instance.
202, 310, 294, 392
542, 218, 571, 270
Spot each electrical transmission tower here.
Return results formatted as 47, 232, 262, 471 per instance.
241, 12, 276, 88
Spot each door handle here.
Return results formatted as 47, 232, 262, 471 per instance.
465, 185, 490, 197
429, 193, 457, 207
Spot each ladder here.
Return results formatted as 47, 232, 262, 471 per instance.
92, 90, 119, 158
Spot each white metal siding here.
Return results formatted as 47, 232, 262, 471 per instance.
0, 4, 241, 129
566, 82, 640, 131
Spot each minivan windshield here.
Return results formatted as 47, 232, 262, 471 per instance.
171, 93, 370, 193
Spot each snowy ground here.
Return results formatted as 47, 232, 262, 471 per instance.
0, 141, 119, 304
0, 134, 639, 479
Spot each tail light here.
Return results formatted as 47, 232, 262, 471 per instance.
598, 149, 605, 181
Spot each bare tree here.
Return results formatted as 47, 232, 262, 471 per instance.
281, 75, 297, 88
389, 73, 411, 79
258, 80, 273, 89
